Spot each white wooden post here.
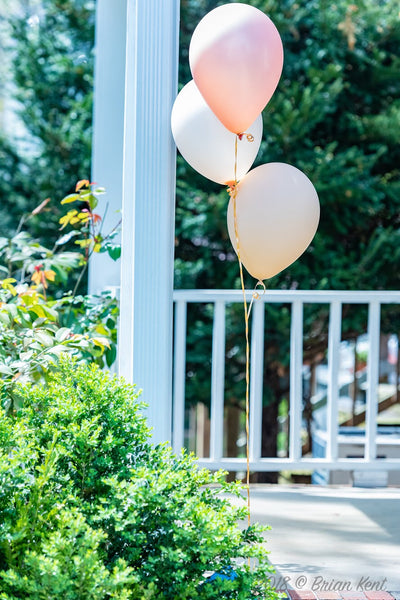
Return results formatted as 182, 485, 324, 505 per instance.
89, 0, 127, 293
118, 1, 180, 444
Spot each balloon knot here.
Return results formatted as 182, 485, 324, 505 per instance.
226, 181, 237, 195
237, 133, 254, 142
253, 280, 266, 299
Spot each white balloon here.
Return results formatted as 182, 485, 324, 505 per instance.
171, 80, 262, 185
227, 163, 320, 280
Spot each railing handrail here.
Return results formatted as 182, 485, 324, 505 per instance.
173, 289, 400, 303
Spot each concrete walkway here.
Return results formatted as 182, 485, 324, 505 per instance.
246, 485, 400, 593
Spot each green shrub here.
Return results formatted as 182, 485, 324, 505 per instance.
0, 358, 277, 599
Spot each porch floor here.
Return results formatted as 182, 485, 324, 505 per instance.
246, 484, 400, 594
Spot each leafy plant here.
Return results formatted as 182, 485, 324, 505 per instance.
0, 358, 277, 599
0, 182, 120, 408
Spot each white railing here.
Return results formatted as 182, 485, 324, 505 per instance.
172, 290, 400, 473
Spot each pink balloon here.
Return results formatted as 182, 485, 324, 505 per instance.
189, 3, 283, 134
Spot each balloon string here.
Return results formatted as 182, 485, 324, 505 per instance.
248, 280, 266, 320
228, 133, 263, 566
228, 134, 253, 543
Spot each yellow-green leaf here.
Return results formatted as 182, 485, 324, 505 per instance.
95, 324, 108, 336
75, 239, 92, 248
61, 193, 80, 205
92, 337, 111, 350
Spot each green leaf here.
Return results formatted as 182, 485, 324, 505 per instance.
29, 305, 48, 320
5, 304, 18, 320
41, 305, 59, 321
55, 327, 71, 342
34, 331, 55, 347
92, 337, 111, 350
105, 344, 117, 367
0, 311, 11, 325
107, 245, 121, 261
55, 230, 81, 246
0, 364, 14, 376
47, 344, 68, 357
61, 193, 81, 204
94, 324, 108, 336
88, 194, 98, 210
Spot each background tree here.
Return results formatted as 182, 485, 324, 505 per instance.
0, 0, 94, 240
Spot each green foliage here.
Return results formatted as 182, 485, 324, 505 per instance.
0, 182, 120, 408
0, 359, 277, 599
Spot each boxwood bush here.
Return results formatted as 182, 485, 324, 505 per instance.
0, 358, 277, 599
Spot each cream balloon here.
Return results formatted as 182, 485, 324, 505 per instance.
171, 80, 262, 185
189, 3, 283, 134
227, 163, 320, 280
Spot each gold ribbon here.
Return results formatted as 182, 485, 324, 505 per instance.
227, 134, 265, 543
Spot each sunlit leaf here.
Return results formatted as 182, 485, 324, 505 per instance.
75, 239, 92, 248
0, 365, 14, 376
95, 324, 108, 336
75, 179, 90, 191
59, 209, 79, 230
34, 331, 54, 347
28, 305, 47, 319
92, 337, 111, 350
55, 327, 71, 342
47, 344, 68, 357
44, 270, 56, 282
1, 278, 18, 296
61, 193, 80, 204
55, 231, 81, 246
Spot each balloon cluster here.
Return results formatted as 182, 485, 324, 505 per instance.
172, 3, 320, 281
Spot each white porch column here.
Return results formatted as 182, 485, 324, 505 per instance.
89, 0, 127, 293
118, 1, 180, 444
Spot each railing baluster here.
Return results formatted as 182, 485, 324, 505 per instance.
326, 301, 342, 461
289, 301, 303, 460
210, 302, 226, 460
172, 300, 187, 453
172, 291, 400, 474
249, 300, 265, 461
366, 301, 381, 461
